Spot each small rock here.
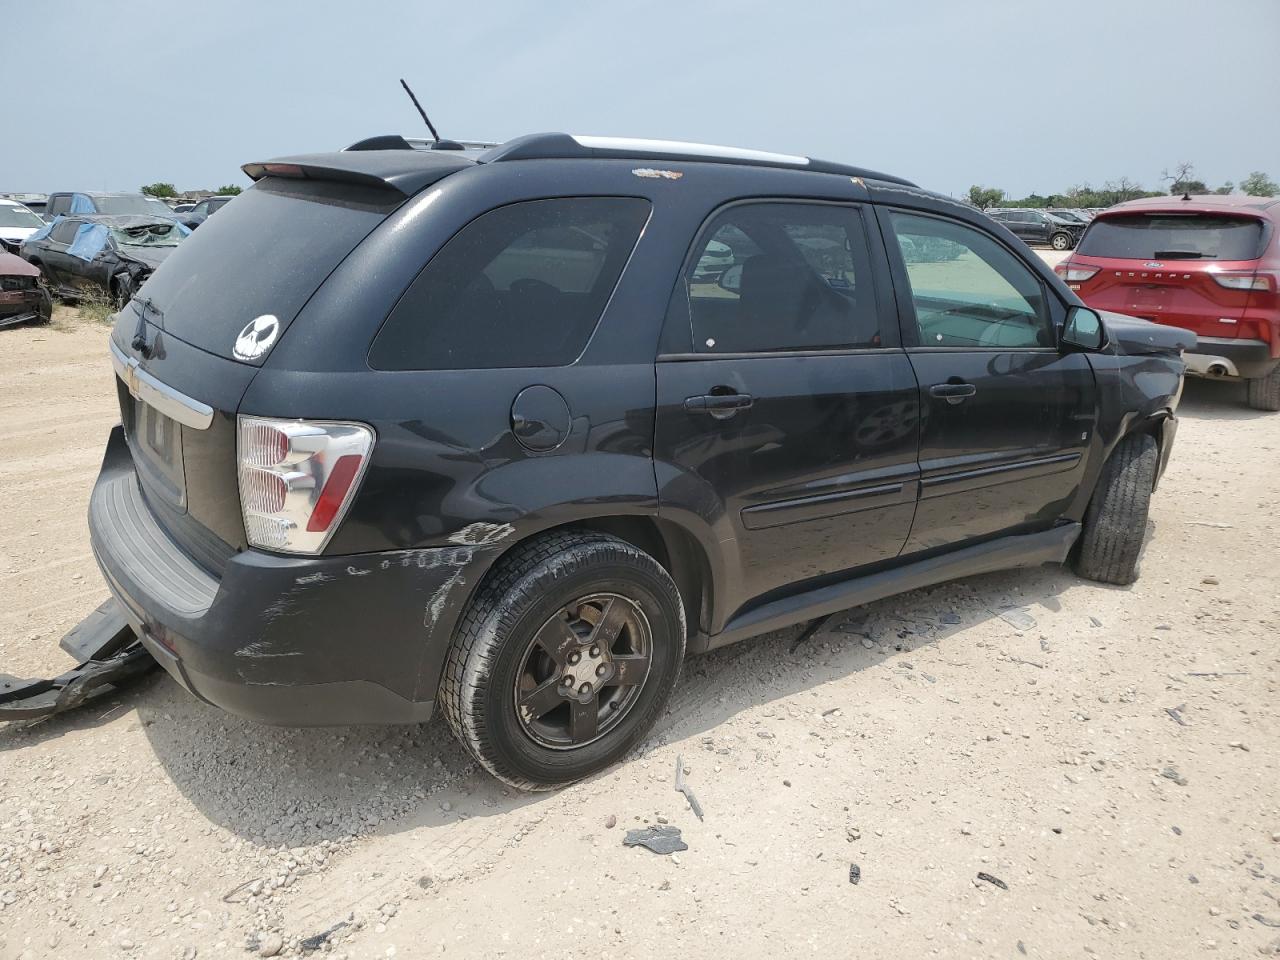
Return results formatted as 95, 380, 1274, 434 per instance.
93, 865, 108, 881
1160, 767, 1189, 787
1202, 576, 1219, 586
381, 902, 398, 918
604, 815, 617, 829
860, 638, 874, 650
440, 801, 452, 812
258, 933, 283, 958
783, 780, 791, 787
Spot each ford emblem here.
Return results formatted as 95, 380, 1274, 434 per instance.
1143, 261, 1164, 269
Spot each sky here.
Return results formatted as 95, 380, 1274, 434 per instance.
4, 0, 1278, 199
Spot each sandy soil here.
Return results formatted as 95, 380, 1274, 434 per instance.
2, 303, 1278, 960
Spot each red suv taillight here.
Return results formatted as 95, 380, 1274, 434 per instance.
1054, 262, 1100, 285
237, 416, 375, 555
1210, 270, 1277, 292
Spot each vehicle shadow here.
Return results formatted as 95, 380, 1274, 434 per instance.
0, 541, 1133, 850
113, 554, 1098, 848
1177, 376, 1269, 421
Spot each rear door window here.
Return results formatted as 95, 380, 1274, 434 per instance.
1077, 214, 1264, 261
675, 201, 882, 353
369, 198, 651, 370
50, 220, 81, 244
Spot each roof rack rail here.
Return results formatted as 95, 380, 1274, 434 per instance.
345, 134, 500, 153
478, 133, 916, 186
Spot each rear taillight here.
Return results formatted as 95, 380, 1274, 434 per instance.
237, 416, 375, 555
1054, 262, 1100, 283
1210, 271, 1276, 292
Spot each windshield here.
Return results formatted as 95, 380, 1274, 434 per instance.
94, 196, 176, 217
1077, 213, 1264, 260
0, 205, 44, 228
110, 223, 185, 247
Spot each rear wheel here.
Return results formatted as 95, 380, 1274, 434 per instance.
1050, 232, 1073, 251
1246, 366, 1280, 412
1074, 433, 1158, 586
439, 532, 685, 790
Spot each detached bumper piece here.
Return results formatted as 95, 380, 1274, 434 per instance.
0, 599, 155, 721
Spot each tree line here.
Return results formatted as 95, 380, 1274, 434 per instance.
140, 182, 242, 198
967, 164, 1278, 210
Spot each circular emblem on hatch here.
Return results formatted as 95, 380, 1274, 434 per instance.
233, 314, 280, 361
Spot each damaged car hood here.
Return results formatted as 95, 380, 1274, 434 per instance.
1100, 310, 1196, 358
118, 246, 175, 271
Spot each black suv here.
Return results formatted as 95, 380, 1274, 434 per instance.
986, 208, 1083, 250
91, 133, 1191, 788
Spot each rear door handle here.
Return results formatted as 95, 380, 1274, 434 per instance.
929, 382, 977, 405
685, 392, 754, 419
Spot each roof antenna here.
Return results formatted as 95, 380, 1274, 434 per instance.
399, 78, 440, 141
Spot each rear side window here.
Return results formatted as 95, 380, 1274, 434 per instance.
370, 198, 650, 370
50, 220, 81, 244
1077, 213, 1264, 261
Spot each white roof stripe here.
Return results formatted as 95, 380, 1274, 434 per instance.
570, 135, 809, 167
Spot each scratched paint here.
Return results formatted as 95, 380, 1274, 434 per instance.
448, 522, 514, 547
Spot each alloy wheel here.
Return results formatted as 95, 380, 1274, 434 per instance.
512, 592, 652, 750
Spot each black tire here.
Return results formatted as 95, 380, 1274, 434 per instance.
439, 531, 686, 790
111, 276, 134, 311
1073, 433, 1158, 586
1050, 232, 1073, 251
1246, 366, 1280, 412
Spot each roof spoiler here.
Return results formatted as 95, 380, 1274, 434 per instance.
241, 149, 476, 196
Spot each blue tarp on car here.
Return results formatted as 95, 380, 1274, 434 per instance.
67, 223, 110, 262
68, 194, 96, 214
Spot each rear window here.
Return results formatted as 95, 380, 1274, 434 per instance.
138, 179, 399, 360
1077, 213, 1264, 261
95, 195, 175, 218
369, 197, 651, 370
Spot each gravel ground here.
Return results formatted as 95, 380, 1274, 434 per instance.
2, 291, 1278, 960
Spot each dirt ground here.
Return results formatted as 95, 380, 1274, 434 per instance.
2, 297, 1278, 960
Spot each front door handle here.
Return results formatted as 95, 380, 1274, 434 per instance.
685, 392, 754, 419
929, 382, 977, 405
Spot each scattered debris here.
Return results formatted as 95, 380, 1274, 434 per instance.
1201, 576, 1220, 586
623, 825, 688, 855
1187, 671, 1247, 678
1255, 915, 1280, 930
1089, 616, 1103, 627
222, 878, 257, 903
940, 612, 962, 625
1160, 767, 1189, 786
1228, 741, 1249, 751
1172, 826, 1182, 836
1165, 705, 1189, 727
848, 863, 861, 885
300, 921, 349, 953
789, 614, 833, 653
998, 607, 1036, 631
1008, 657, 1045, 669
976, 872, 1008, 891
821, 707, 841, 717
1017, 942, 1027, 956
1185, 520, 1233, 529
674, 755, 704, 821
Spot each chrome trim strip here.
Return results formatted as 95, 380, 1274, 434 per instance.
109, 339, 214, 431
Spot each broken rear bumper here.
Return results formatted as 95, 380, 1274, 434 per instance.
88, 426, 480, 726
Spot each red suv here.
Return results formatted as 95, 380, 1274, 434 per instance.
1055, 195, 1280, 410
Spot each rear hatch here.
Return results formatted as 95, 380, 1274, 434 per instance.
1061, 210, 1266, 340
107, 168, 437, 570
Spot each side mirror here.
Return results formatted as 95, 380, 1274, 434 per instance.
1061, 305, 1106, 351
718, 263, 743, 293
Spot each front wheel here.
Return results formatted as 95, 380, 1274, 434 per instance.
439, 532, 686, 790
1246, 366, 1280, 411
1074, 433, 1158, 586
1050, 232, 1073, 251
